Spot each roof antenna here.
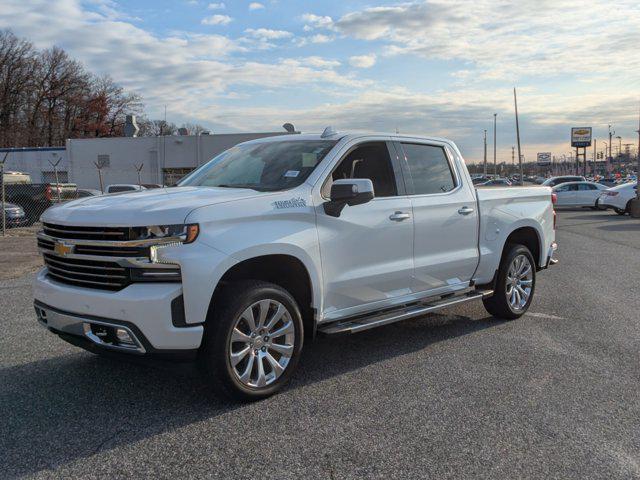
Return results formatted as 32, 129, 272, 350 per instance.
321, 126, 337, 138
282, 123, 296, 133
395, 126, 399, 134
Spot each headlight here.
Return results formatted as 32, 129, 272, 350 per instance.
143, 224, 199, 265
134, 223, 199, 244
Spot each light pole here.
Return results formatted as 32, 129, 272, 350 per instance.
493, 113, 497, 177
483, 129, 487, 176
608, 125, 614, 161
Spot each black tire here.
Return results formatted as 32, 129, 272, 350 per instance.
199, 280, 304, 401
482, 244, 536, 320
615, 207, 626, 215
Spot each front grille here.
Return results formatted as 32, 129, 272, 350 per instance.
43, 253, 130, 291
43, 223, 130, 241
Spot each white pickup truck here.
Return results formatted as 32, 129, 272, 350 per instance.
34, 130, 557, 400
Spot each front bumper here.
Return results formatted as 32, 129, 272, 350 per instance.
33, 268, 203, 353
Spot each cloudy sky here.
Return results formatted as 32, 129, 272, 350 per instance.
1, 0, 639, 163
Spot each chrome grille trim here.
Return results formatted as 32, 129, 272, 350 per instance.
39, 225, 181, 291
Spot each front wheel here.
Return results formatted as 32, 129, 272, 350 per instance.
483, 244, 536, 320
615, 207, 626, 215
199, 280, 304, 401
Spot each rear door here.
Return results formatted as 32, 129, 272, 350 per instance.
396, 141, 479, 293
554, 184, 577, 205
576, 183, 598, 206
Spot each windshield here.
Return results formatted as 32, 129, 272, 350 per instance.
178, 140, 337, 191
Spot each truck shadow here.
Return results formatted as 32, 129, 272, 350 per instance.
1, 310, 501, 478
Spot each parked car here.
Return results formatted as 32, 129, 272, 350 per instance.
552, 181, 608, 208
1, 171, 77, 224
76, 188, 103, 198
2, 202, 28, 227
541, 175, 585, 187
472, 176, 491, 185
478, 178, 512, 187
597, 182, 638, 215
34, 130, 557, 400
105, 184, 146, 194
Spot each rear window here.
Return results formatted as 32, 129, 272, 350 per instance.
401, 143, 456, 195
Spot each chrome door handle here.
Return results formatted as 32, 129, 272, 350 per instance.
457, 206, 475, 215
389, 211, 411, 221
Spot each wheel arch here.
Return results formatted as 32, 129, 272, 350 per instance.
502, 225, 542, 269
208, 252, 317, 340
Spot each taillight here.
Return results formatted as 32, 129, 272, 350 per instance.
553, 210, 557, 229
551, 193, 557, 205
45, 185, 52, 201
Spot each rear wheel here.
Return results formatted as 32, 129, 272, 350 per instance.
199, 280, 303, 401
483, 244, 536, 320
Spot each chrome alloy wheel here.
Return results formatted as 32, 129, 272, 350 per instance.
505, 254, 533, 311
228, 299, 295, 388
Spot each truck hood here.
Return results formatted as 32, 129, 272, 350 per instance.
41, 186, 265, 226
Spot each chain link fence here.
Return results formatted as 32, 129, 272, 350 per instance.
1, 155, 176, 236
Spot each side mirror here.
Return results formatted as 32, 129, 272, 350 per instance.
324, 179, 374, 217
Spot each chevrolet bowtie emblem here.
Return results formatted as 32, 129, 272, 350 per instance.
54, 241, 74, 257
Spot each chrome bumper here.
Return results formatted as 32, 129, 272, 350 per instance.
545, 241, 558, 267
34, 301, 146, 354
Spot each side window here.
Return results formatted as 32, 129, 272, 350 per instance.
579, 184, 595, 191
326, 142, 398, 197
401, 143, 455, 195
556, 185, 570, 192
568, 184, 579, 191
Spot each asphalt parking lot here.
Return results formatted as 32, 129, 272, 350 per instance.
1, 209, 639, 479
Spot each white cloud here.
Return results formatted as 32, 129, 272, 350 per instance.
248, 2, 265, 10
207, 2, 225, 9
310, 34, 333, 44
244, 28, 292, 40
201, 14, 232, 25
349, 54, 376, 68
303, 56, 340, 68
327, 1, 640, 82
300, 13, 334, 30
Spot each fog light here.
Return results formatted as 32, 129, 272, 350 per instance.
115, 328, 136, 346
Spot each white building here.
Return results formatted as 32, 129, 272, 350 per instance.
1, 130, 292, 190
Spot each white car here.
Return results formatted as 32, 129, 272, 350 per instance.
541, 175, 586, 188
34, 130, 556, 400
552, 181, 608, 208
597, 182, 638, 215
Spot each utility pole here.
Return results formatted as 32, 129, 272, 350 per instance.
511, 146, 515, 176
483, 129, 487, 176
513, 88, 523, 185
493, 113, 497, 177
593, 139, 597, 177
608, 124, 614, 162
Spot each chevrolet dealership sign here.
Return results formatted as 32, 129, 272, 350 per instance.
571, 127, 592, 147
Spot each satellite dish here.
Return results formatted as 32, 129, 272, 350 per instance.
283, 123, 296, 133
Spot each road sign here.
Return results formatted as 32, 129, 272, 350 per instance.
537, 152, 551, 166
571, 127, 592, 147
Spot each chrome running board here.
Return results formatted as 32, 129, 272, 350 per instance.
318, 290, 494, 335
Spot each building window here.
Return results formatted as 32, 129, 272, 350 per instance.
97, 154, 110, 168
163, 167, 195, 186
41, 171, 69, 183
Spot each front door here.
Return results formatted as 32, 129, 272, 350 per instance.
316, 141, 414, 320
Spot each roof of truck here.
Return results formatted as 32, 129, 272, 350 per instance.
240, 131, 453, 145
